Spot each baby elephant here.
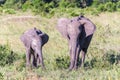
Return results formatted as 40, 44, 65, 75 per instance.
20, 28, 49, 69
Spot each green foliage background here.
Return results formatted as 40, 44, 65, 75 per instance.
0, 0, 120, 16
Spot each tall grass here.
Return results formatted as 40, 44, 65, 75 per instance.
0, 11, 120, 80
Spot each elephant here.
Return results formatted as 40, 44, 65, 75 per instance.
20, 28, 49, 69
56, 16, 96, 70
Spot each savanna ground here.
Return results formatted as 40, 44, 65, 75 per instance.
0, 11, 120, 80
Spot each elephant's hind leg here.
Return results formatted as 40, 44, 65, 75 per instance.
73, 44, 81, 70
80, 49, 86, 67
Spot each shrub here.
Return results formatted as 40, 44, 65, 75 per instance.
105, 2, 116, 12
54, 55, 70, 69
3, 8, 16, 14
91, 0, 100, 7
84, 50, 119, 69
103, 51, 116, 64
3, 0, 22, 9
84, 57, 112, 69
22, 1, 32, 11
0, 72, 3, 80
0, 7, 2, 13
0, 44, 19, 66
3, 0, 15, 8
116, 1, 120, 11
59, 0, 69, 8
97, 4, 106, 12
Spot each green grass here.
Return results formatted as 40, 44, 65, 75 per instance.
0, 11, 120, 80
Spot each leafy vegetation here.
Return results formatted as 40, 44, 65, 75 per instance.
0, 44, 19, 66
0, 0, 120, 17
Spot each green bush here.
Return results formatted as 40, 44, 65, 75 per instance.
91, 0, 100, 7
3, 0, 22, 9
116, 1, 120, 11
59, 0, 69, 8
3, 0, 15, 8
103, 50, 116, 64
84, 57, 112, 69
0, 44, 19, 66
105, 2, 116, 12
54, 55, 70, 69
22, 1, 32, 11
97, 4, 106, 12
3, 8, 16, 14
0, 72, 3, 80
84, 50, 119, 70
0, 7, 2, 14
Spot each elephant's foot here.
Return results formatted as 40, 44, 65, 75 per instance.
68, 65, 74, 71
73, 66, 78, 70
32, 61, 37, 68
26, 63, 31, 67
41, 65, 46, 70
80, 63, 84, 68
26, 64, 32, 71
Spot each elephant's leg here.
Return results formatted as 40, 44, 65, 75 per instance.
26, 48, 31, 67
37, 54, 40, 67
80, 49, 87, 67
31, 52, 37, 67
80, 35, 93, 67
35, 48, 45, 69
73, 44, 81, 69
69, 39, 77, 70
68, 40, 72, 61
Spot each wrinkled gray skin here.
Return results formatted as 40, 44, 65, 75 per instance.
57, 16, 96, 70
20, 28, 49, 69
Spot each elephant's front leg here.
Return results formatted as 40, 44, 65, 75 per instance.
73, 44, 81, 69
68, 41, 72, 69
69, 39, 77, 70
26, 48, 31, 67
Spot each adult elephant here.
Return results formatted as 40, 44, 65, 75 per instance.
20, 28, 49, 69
57, 16, 96, 70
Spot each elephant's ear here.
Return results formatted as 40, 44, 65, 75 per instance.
41, 33, 49, 46
20, 34, 25, 43
79, 18, 96, 37
20, 34, 27, 47
56, 18, 70, 39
